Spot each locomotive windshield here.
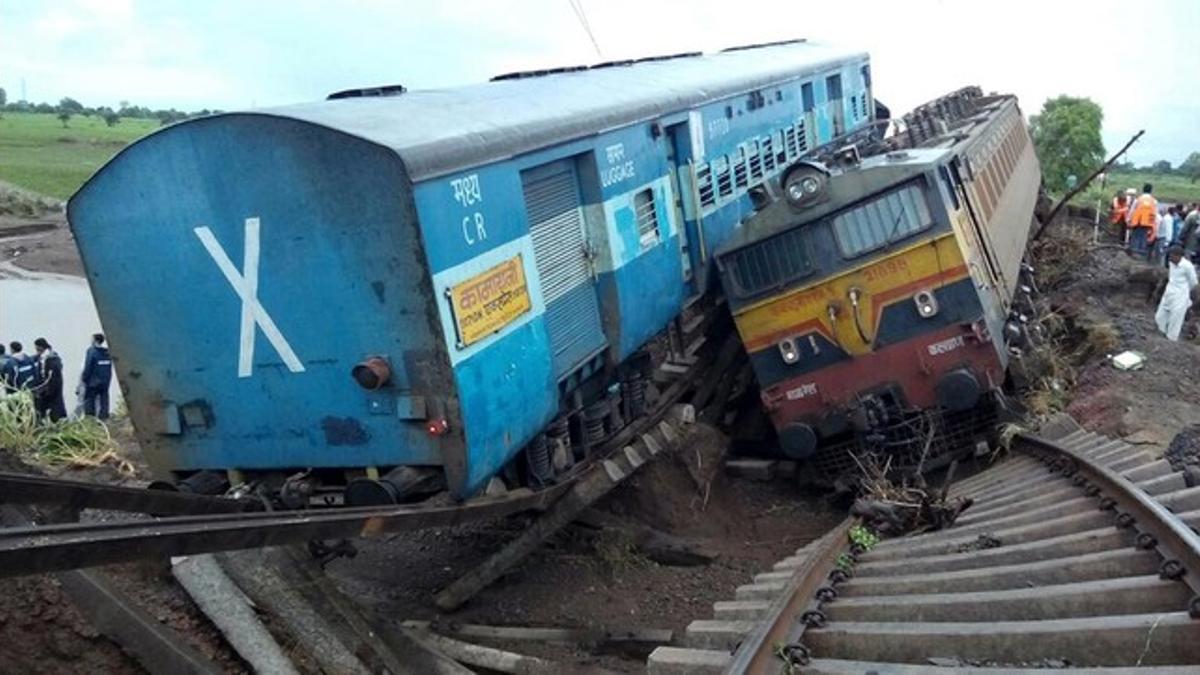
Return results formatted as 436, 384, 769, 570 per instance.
830, 182, 933, 258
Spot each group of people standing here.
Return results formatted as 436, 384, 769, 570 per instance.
1110, 185, 1200, 262
1110, 184, 1200, 342
0, 333, 114, 422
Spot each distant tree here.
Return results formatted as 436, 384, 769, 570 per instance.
118, 99, 129, 111
1111, 160, 1135, 173
57, 111, 72, 128
0, 87, 6, 106
101, 107, 120, 127
1151, 159, 1173, 174
34, 102, 54, 113
58, 97, 83, 113
1029, 95, 1105, 194
1177, 152, 1200, 183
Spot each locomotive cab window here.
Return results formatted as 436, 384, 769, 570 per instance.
831, 183, 933, 258
634, 187, 660, 249
722, 226, 813, 298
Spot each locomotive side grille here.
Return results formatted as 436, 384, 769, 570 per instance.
522, 160, 606, 376
726, 226, 813, 297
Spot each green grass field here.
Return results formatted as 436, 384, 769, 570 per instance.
0, 112, 158, 200
1068, 169, 1200, 211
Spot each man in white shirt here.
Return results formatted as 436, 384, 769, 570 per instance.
1155, 208, 1174, 264
1156, 246, 1199, 341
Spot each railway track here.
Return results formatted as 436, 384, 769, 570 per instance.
650, 416, 1200, 673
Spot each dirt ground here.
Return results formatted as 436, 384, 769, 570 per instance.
328, 451, 841, 672
1037, 220, 1200, 450
0, 211, 81, 277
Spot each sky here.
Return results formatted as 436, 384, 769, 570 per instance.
2, 0, 1197, 165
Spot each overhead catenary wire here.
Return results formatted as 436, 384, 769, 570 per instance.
567, 0, 603, 59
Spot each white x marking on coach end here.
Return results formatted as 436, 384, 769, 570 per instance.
195, 217, 305, 378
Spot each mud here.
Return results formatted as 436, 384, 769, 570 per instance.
1045, 222, 1200, 449
327, 452, 842, 672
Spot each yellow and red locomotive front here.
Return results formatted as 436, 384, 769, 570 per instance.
716, 93, 1041, 481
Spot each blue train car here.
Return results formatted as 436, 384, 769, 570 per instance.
68, 40, 876, 500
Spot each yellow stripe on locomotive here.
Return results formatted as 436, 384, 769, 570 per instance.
715, 89, 1041, 477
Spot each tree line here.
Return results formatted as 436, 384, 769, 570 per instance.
1029, 95, 1199, 192
0, 87, 220, 128
1117, 154, 1200, 182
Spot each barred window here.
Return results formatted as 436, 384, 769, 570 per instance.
634, 188, 660, 249
831, 183, 932, 258
724, 226, 813, 297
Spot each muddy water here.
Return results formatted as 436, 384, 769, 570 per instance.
0, 263, 120, 409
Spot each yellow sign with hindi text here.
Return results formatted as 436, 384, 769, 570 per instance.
449, 255, 532, 347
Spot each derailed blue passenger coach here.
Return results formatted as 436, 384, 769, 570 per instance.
68, 41, 876, 499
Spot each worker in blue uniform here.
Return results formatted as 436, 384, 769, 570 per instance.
81, 333, 114, 419
3, 341, 39, 392
33, 338, 67, 421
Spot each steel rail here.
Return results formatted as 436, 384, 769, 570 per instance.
721, 430, 1200, 673
0, 471, 258, 515
1017, 432, 1200, 603
722, 518, 853, 674
0, 505, 222, 674
0, 481, 572, 578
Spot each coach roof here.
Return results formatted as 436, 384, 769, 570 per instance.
249, 41, 867, 182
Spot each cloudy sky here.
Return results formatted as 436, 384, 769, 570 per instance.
2, 0, 1197, 165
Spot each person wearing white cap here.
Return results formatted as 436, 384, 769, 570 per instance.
1122, 187, 1138, 244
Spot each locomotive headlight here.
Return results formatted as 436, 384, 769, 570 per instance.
778, 337, 801, 364
781, 163, 830, 210
913, 290, 939, 318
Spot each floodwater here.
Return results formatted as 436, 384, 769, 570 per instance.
0, 262, 120, 409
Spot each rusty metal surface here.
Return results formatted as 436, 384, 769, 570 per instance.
1018, 432, 1200, 601
0, 471, 257, 515
722, 518, 853, 674
717, 422, 1200, 671
0, 483, 571, 578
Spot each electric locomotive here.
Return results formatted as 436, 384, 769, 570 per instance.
715, 88, 1041, 483
67, 40, 882, 502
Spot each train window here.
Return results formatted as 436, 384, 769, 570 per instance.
831, 183, 933, 258
801, 83, 815, 112
826, 74, 842, 100
724, 226, 813, 297
860, 64, 871, 88
634, 188, 660, 249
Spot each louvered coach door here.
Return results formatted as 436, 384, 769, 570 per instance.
521, 160, 606, 378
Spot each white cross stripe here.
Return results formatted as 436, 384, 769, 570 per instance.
194, 218, 305, 378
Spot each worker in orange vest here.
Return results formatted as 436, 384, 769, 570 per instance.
1110, 190, 1131, 240
1127, 183, 1158, 258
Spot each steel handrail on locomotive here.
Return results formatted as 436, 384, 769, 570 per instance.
715, 87, 1043, 483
